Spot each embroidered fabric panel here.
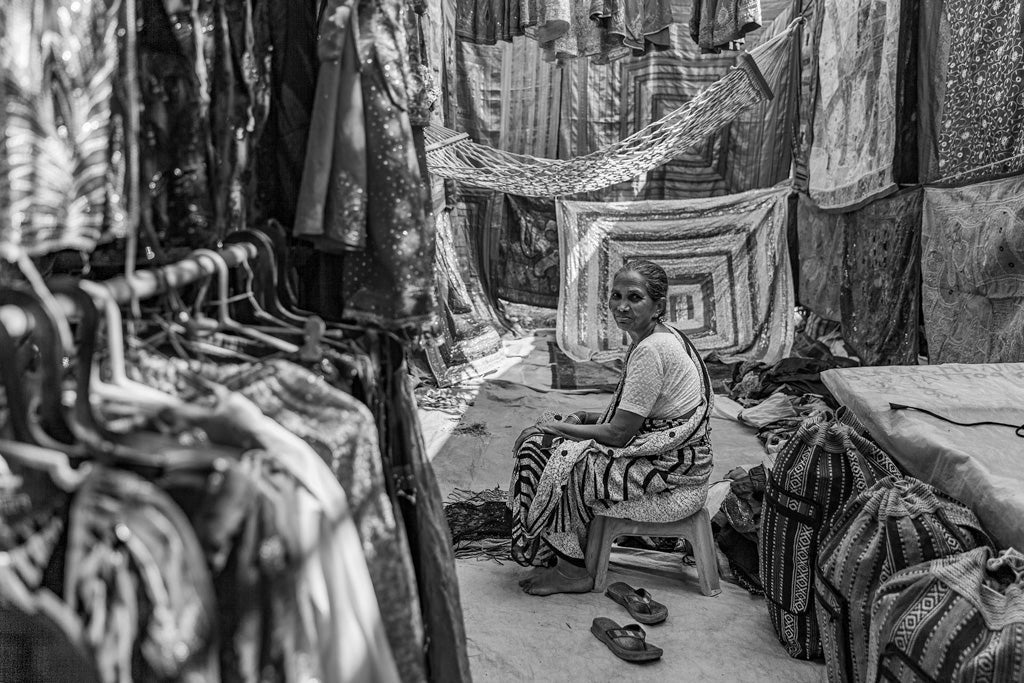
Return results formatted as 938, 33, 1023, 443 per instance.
795, 193, 843, 322
919, 0, 1024, 183
839, 188, 922, 366
807, 0, 900, 210
557, 185, 794, 364
922, 177, 1024, 364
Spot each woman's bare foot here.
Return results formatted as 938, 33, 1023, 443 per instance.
520, 563, 594, 596
518, 566, 547, 588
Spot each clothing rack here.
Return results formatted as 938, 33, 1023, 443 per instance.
0, 242, 257, 333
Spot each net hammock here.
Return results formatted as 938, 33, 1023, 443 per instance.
425, 19, 801, 197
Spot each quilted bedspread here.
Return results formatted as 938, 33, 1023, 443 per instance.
556, 185, 793, 363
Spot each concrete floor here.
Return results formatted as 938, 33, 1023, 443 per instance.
419, 332, 825, 682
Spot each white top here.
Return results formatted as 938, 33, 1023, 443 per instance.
616, 330, 703, 419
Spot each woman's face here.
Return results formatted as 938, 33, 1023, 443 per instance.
608, 270, 662, 337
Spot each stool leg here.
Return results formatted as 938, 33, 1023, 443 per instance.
585, 516, 614, 593
688, 508, 721, 597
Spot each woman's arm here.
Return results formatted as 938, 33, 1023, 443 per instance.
538, 408, 645, 448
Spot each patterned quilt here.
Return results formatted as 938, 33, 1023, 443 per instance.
922, 177, 1024, 364
556, 185, 794, 363
919, 0, 1024, 183
807, 0, 901, 210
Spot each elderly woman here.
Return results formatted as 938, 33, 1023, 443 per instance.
508, 259, 713, 595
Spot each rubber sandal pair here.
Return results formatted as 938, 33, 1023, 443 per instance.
590, 617, 663, 662
605, 581, 668, 625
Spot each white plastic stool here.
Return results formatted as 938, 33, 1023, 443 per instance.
584, 506, 722, 597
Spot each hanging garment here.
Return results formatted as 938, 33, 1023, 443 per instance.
815, 476, 991, 683
689, 0, 761, 53
0, 0, 126, 256
160, 390, 402, 683
134, 354, 428, 683
253, 0, 319, 228
292, 0, 368, 252
295, 0, 436, 328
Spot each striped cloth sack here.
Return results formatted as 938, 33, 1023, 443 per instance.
815, 477, 992, 683
867, 546, 1024, 682
761, 408, 902, 660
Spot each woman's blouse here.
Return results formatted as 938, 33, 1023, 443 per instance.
617, 329, 703, 420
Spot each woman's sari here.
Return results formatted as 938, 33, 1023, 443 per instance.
508, 327, 714, 567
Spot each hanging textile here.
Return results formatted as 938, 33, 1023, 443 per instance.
807, 0, 901, 211
135, 0, 269, 250
791, 0, 821, 192
253, 0, 319, 229
795, 193, 843, 322
0, 0, 126, 255
839, 188, 922, 366
922, 176, 1024, 364
556, 185, 794, 363
918, 0, 1024, 183
558, 0, 795, 202
425, 209, 507, 387
689, 0, 762, 53
453, 35, 564, 308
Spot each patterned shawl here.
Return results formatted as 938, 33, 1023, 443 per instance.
523, 327, 713, 534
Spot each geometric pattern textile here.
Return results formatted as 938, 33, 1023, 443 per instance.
556, 185, 794, 363
918, 0, 1024, 183
759, 409, 903, 661
815, 476, 991, 683
922, 177, 1024, 364
807, 0, 901, 211
868, 547, 1024, 683
560, 0, 798, 202
839, 188, 922, 366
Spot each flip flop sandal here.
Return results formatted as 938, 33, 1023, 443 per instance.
605, 581, 669, 625
590, 617, 663, 663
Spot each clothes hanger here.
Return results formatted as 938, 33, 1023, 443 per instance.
77, 279, 183, 410
223, 229, 309, 326
189, 248, 301, 354
0, 286, 86, 451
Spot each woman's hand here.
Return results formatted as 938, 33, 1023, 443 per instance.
513, 425, 546, 453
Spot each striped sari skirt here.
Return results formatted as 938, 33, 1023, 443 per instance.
508, 413, 713, 567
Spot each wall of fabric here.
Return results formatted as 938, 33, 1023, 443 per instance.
449, 0, 800, 310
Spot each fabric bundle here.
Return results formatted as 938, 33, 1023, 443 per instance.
815, 476, 991, 683
868, 546, 1024, 682
760, 409, 902, 660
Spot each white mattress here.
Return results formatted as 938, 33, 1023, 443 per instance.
821, 363, 1024, 552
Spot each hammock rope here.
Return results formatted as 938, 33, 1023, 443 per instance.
425, 19, 802, 197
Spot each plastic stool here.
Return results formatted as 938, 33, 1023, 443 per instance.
584, 506, 722, 596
